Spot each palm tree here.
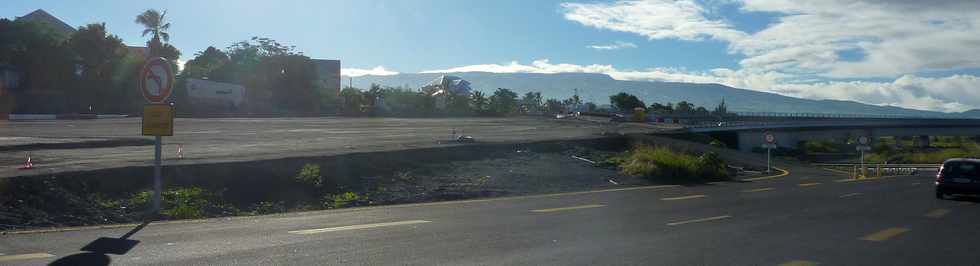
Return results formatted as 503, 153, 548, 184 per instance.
135, 9, 170, 47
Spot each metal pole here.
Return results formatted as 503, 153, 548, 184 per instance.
860, 150, 864, 178
767, 147, 771, 173
153, 136, 162, 215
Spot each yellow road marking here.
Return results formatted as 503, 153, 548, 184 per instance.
779, 260, 820, 266
798, 182, 822, 187
288, 220, 431, 235
530, 204, 606, 213
860, 227, 909, 242
839, 193, 862, 198
743, 167, 790, 181
0, 253, 55, 262
666, 215, 731, 226
925, 208, 950, 218
741, 187, 775, 193
661, 194, 707, 201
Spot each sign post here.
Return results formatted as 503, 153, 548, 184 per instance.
762, 131, 776, 173
139, 57, 175, 215
856, 136, 871, 178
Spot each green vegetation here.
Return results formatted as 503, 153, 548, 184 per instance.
129, 187, 236, 219
323, 192, 365, 209
866, 138, 980, 164
295, 163, 323, 187
608, 145, 729, 182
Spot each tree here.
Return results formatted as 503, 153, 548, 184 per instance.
562, 94, 582, 109
694, 106, 709, 115
712, 98, 729, 116
585, 102, 597, 112
135, 9, 171, 57
181, 46, 229, 79
544, 98, 563, 114
488, 88, 518, 116
675, 101, 695, 114
520, 91, 542, 113
649, 102, 674, 113
609, 92, 645, 112
339, 87, 364, 115
69, 23, 126, 113
0, 19, 78, 113
470, 91, 488, 114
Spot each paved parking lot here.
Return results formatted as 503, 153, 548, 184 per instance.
0, 116, 657, 178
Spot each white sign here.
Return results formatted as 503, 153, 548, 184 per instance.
858, 136, 870, 145
856, 145, 871, 151
762, 143, 777, 149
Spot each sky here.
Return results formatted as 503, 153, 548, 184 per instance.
5, 0, 980, 112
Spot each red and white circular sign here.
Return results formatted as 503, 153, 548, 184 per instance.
139, 57, 175, 104
764, 131, 776, 144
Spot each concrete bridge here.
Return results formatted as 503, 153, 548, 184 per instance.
670, 114, 980, 152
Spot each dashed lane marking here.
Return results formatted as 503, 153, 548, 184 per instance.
839, 193, 863, 198
798, 182, 822, 187
860, 227, 909, 242
741, 187, 776, 193
0, 253, 55, 262
778, 260, 820, 266
288, 220, 431, 235
666, 215, 731, 226
925, 209, 950, 218
530, 204, 606, 213
661, 194, 707, 201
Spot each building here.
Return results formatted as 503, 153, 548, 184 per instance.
312, 59, 341, 96
185, 78, 246, 112
423, 75, 472, 110
15, 9, 76, 39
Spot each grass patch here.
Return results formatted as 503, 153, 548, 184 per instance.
608, 145, 729, 182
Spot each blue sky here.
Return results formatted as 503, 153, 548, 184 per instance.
5, 0, 980, 112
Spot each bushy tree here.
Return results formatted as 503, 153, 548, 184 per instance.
488, 88, 518, 116
609, 92, 645, 112
69, 23, 126, 113
675, 101, 695, 114
470, 91, 488, 114
520, 91, 542, 113
544, 98, 563, 114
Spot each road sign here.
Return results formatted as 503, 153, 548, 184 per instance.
139, 57, 175, 104
764, 131, 776, 144
142, 104, 174, 136
858, 136, 870, 145
856, 145, 871, 151
762, 143, 777, 149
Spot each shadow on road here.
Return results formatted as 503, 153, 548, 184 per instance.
48, 220, 150, 266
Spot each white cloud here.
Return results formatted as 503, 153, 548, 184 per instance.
587, 41, 638, 50
341, 66, 399, 77
561, 0, 745, 42
560, 0, 980, 78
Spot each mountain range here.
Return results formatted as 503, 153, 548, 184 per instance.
345, 72, 975, 118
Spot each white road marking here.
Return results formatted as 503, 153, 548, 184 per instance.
531, 204, 606, 213
288, 220, 431, 235
0, 253, 55, 262
667, 215, 732, 226
839, 193, 863, 198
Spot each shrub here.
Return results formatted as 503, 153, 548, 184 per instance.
128, 187, 212, 219
322, 192, 365, 209
250, 201, 286, 215
295, 163, 323, 187
615, 145, 729, 182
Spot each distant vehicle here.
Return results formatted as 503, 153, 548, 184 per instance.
611, 114, 626, 122
935, 158, 980, 199
457, 135, 475, 143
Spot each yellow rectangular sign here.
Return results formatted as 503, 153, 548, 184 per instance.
142, 104, 174, 136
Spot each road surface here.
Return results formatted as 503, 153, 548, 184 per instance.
0, 117, 659, 178
1, 165, 975, 265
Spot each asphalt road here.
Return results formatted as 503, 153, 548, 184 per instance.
0, 117, 661, 178
2, 165, 976, 265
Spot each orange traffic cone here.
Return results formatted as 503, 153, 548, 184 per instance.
19, 153, 33, 170
176, 144, 184, 160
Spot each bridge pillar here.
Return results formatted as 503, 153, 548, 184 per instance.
918, 135, 930, 148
